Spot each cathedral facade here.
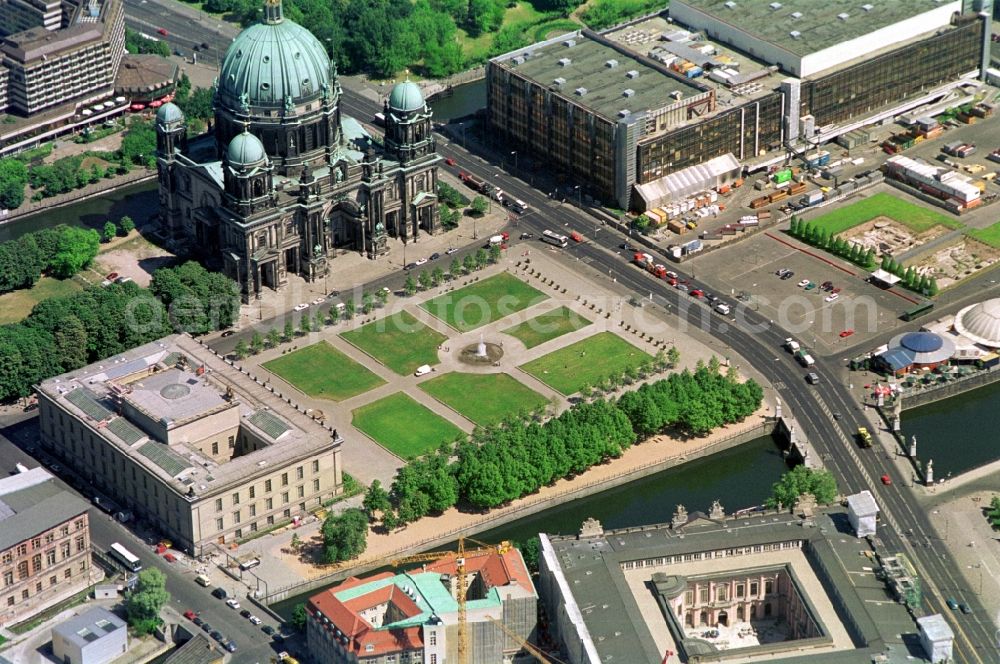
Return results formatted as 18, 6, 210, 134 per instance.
155, 0, 440, 300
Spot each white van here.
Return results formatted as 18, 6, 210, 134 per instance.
414, 364, 432, 377
510, 199, 529, 213
714, 303, 731, 315
239, 557, 261, 571
195, 574, 211, 587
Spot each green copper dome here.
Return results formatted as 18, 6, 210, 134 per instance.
218, 0, 331, 109
227, 130, 267, 166
155, 102, 184, 125
388, 80, 425, 112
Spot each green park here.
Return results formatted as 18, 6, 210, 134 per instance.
810, 192, 961, 235
520, 331, 653, 395
341, 310, 448, 375
419, 372, 548, 426
352, 392, 464, 458
262, 341, 385, 401
421, 272, 547, 332
501, 306, 591, 348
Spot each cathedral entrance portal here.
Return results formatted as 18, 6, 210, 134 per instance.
718, 611, 728, 627
284, 247, 299, 275
260, 260, 278, 290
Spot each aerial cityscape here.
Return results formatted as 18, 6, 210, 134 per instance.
1, 0, 1000, 663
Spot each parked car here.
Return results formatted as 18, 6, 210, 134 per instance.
249, 615, 262, 625
429, 252, 441, 260
311, 297, 325, 306
262, 625, 276, 636
192, 616, 204, 627
157, 28, 168, 36
690, 289, 704, 298
804, 282, 817, 291
225, 598, 241, 610
183, 610, 198, 621
521, 233, 534, 240
239, 609, 251, 619
946, 598, 959, 610
201, 622, 213, 633
403, 262, 417, 271
210, 630, 225, 643
414, 257, 428, 266
225, 641, 238, 653
824, 293, 840, 302
797, 279, 810, 288
444, 157, 456, 166
880, 474, 892, 486
960, 603, 972, 614
839, 329, 855, 338
106, 272, 119, 281
211, 587, 227, 600
220, 330, 236, 337
445, 247, 458, 254
780, 271, 794, 280
292, 303, 309, 311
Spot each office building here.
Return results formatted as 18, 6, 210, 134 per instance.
156, 0, 441, 301
306, 545, 536, 664
36, 334, 344, 556
51, 607, 128, 664
0, 468, 93, 628
488, 1, 989, 209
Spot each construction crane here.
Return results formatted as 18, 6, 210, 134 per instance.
391, 537, 512, 664
487, 615, 567, 664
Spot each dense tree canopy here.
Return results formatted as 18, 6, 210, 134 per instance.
125, 568, 171, 634
0, 158, 28, 209
321, 508, 369, 563
766, 466, 839, 510
150, 261, 240, 335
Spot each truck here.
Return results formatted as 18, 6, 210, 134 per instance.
804, 150, 831, 168
856, 427, 873, 448
784, 338, 800, 353
801, 190, 824, 207
486, 232, 509, 247
794, 349, 815, 367
633, 252, 667, 279
459, 171, 486, 192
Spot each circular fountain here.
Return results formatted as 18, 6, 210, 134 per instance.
458, 333, 504, 365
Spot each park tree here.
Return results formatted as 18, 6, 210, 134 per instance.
119, 215, 135, 235
125, 568, 170, 634
404, 274, 417, 296
667, 346, 681, 367
376, 289, 389, 307
463, 253, 477, 274
290, 603, 308, 632
470, 195, 488, 216
431, 266, 444, 286
418, 270, 432, 291
321, 508, 369, 563
928, 278, 939, 296
475, 248, 489, 269
149, 262, 239, 334
863, 248, 877, 268
53, 315, 88, 372
344, 300, 356, 319
362, 479, 391, 521
250, 331, 264, 355
119, 118, 157, 167
518, 536, 542, 574
449, 258, 462, 278
489, 243, 502, 263
766, 465, 838, 510
881, 255, 892, 271
283, 319, 295, 340
233, 339, 249, 360
266, 328, 281, 348
49, 227, 100, 278
633, 214, 651, 233
103, 221, 117, 243
362, 292, 375, 314
299, 315, 311, 335
0, 158, 28, 209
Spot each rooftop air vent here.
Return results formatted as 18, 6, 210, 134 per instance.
563, 39, 576, 47
618, 109, 631, 118
724, 0, 736, 7
670, 90, 683, 100
552, 77, 566, 86
837, 12, 849, 20
622, 88, 635, 97
626, 69, 639, 79
574, 87, 588, 96
769, 2, 781, 9
558, 57, 571, 67
789, 30, 801, 39
861, 3, 873, 10
605, 59, 618, 68
790, 11, 802, 18
511, 56, 525, 65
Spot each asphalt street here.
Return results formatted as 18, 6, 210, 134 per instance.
122, 0, 237, 63
0, 416, 292, 664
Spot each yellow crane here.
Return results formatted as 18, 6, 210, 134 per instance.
391, 537, 512, 664
487, 615, 567, 664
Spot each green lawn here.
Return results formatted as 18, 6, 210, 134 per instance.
0, 277, 82, 325
352, 392, 464, 458
501, 306, 591, 349
262, 341, 385, 401
421, 272, 547, 332
457, 1, 556, 60
520, 332, 653, 395
419, 372, 548, 426
967, 221, 1000, 248
813, 192, 962, 236
341, 310, 448, 375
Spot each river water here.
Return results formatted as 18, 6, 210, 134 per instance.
428, 79, 486, 121
272, 434, 787, 616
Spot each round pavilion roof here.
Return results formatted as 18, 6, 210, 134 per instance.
899, 331, 943, 353
217, 3, 331, 110
155, 102, 184, 125
388, 80, 425, 112
955, 298, 1000, 348
226, 130, 267, 166
886, 330, 955, 366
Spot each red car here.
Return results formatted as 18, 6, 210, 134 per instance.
831, 287, 842, 294
444, 157, 456, 166
839, 329, 855, 338
157, 28, 168, 36
881, 474, 892, 486
164, 552, 177, 563
690, 289, 705, 298
570, 231, 583, 243
183, 610, 198, 621
106, 272, 119, 281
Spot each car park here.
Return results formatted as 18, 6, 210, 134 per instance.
225, 598, 241, 610
775, 268, 790, 277
804, 282, 817, 291
292, 303, 308, 311
821, 281, 833, 290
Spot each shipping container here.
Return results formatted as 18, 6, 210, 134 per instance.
788, 181, 807, 195
749, 195, 770, 209
768, 189, 789, 203
772, 169, 793, 184
667, 220, 687, 234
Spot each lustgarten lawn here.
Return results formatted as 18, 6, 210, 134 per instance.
502, 306, 591, 349
812, 192, 961, 236
419, 372, 548, 426
341, 310, 447, 375
352, 392, 464, 458
262, 341, 384, 401
520, 332, 652, 395
421, 272, 547, 331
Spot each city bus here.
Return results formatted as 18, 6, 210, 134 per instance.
109, 543, 142, 572
541, 230, 569, 248
901, 302, 935, 321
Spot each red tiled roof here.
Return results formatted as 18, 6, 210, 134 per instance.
424, 548, 532, 592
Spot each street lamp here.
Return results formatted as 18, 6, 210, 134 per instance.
510, 150, 518, 173
574, 184, 582, 208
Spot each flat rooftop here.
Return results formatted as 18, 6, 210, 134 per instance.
673, 0, 954, 57
495, 30, 707, 121
0, 467, 90, 552
37, 334, 340, 499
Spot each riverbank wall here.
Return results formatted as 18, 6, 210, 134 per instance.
896, 364, 1000, 410
261, 419, 777, 606
0, 169, 156, 225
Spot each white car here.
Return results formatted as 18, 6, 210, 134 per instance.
797, 279, 811, 288
445, 247, 458, 255
293, 303, 309, 311
225, 598, 240, 610
311, 297, 325, 306
414, 257, 429, 266
825, 293, 840, 302
665, 271, 678, 279
248, 615, 262, 625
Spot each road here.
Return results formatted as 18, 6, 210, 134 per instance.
122, 0, 237, 62
111, 2, 1000, 660
0, 415, 293, 664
